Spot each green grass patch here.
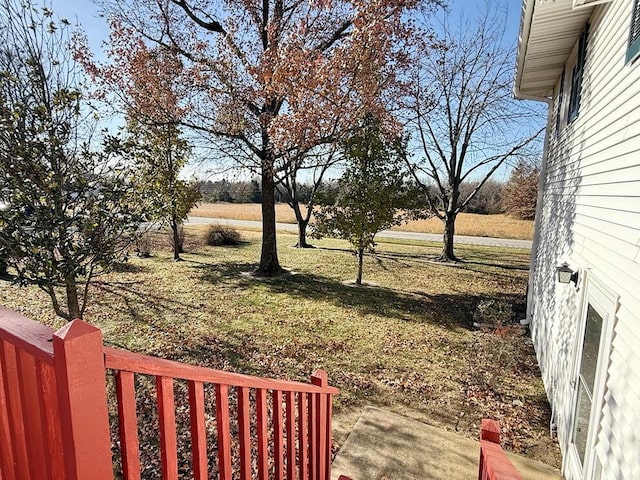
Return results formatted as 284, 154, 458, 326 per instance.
0, 228, 559, 467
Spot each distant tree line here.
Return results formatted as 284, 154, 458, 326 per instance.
198, 167, 539, 220
199, 179, 337, 206
200, 179, 263, 204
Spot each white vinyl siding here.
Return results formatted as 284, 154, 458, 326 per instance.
530, 0, 640, 479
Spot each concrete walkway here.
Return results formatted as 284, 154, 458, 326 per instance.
186, 216, 533, 249
331, 407, 562, 480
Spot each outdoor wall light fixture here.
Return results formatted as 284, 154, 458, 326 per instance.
556, 263, 579, 285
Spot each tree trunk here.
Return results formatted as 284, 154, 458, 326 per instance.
441, 211, 458, 262
295, 218, 312, 248
289, 197, 313, 248
356, 248, 364, 285
170, 218, 181, 261
257, 163, 283, 276
65, 275, 82, 320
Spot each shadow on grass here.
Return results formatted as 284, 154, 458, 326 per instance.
370, 249, 529, 271
193, 261, 525, 329
93, 280, 205, 325
110, 262, 151, 274
200, 240, 254, 249
190, 260, 258, 285
313, 245, 356, 254
460, 260, 529, 272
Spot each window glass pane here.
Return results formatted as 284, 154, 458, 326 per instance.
568, 26, 588, 123
555, 71, 565, 136
573, 381, 591, 465
580, 304, 603, 393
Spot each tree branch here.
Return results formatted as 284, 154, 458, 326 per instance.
170, 1, 226, 33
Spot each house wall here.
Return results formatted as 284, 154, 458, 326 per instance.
530, 0, 640, 478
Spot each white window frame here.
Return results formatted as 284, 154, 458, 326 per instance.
565, 272, 618, 480
627, 0, 640, 64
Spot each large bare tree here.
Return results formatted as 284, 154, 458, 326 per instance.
405, 6, 544, 261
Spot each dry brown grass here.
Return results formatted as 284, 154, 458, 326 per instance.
0, 227, 559, 469
396, 213, 534, 240
190, 203, 534, 240
193, 202, 301, 223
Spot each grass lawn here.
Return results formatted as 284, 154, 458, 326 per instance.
191, 202, 535, 240
0, 226, 559, 469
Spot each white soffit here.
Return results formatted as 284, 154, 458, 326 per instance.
515, 0, 593, 98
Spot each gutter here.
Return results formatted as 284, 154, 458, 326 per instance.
525, 97, 553, 325
513, 0, 554, 322
513, 0, 536, 100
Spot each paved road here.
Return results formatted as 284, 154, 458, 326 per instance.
187, 216, 533, 249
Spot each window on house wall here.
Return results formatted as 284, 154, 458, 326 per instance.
568, 25, 589, 123
555, 70, 565, 138
628, 0, 640, 63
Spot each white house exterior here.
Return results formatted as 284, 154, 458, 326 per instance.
515, 1, 640, 479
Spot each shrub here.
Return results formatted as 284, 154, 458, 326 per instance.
135, 234, 154, 258
459, 180, 504, 215
502, 162, 539, 220
204, 225, 242, 246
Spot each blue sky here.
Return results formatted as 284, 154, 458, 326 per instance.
53, 0, 524, 57
54, 0, 109, 54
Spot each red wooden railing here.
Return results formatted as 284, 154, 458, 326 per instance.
478, 419, 523, 480
0, 306, 338, 480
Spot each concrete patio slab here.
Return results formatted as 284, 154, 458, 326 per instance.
331, 407, 562, 480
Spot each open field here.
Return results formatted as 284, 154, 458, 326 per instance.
191, 202, 535, 240
0, 226, 558, 470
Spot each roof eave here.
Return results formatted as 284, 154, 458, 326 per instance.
514, 0, 595, 100
514, 0, 540, 100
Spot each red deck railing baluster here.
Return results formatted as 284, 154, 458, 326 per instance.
157, 376, 178, 480
298, 392, 308, 480
1, 341, 31, 479
273, 390, 285, 480
308, 391, 318, 480
256, 388, 269, 480
237, 386, 252, 480
0, 341, 17, 480
188, 380, 208, 480
286, 390, 296, 480
215, 384, 232, 480
116, 371, 141, 480
16, 350, 47, 479
36, 361, 64, 480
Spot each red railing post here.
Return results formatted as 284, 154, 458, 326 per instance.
480, 419, 501, 444
311, 370, 329, 480
53, 320, 113, 480
478, 419, 522, 480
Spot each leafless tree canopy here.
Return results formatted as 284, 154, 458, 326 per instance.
404, 4, 545, 260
